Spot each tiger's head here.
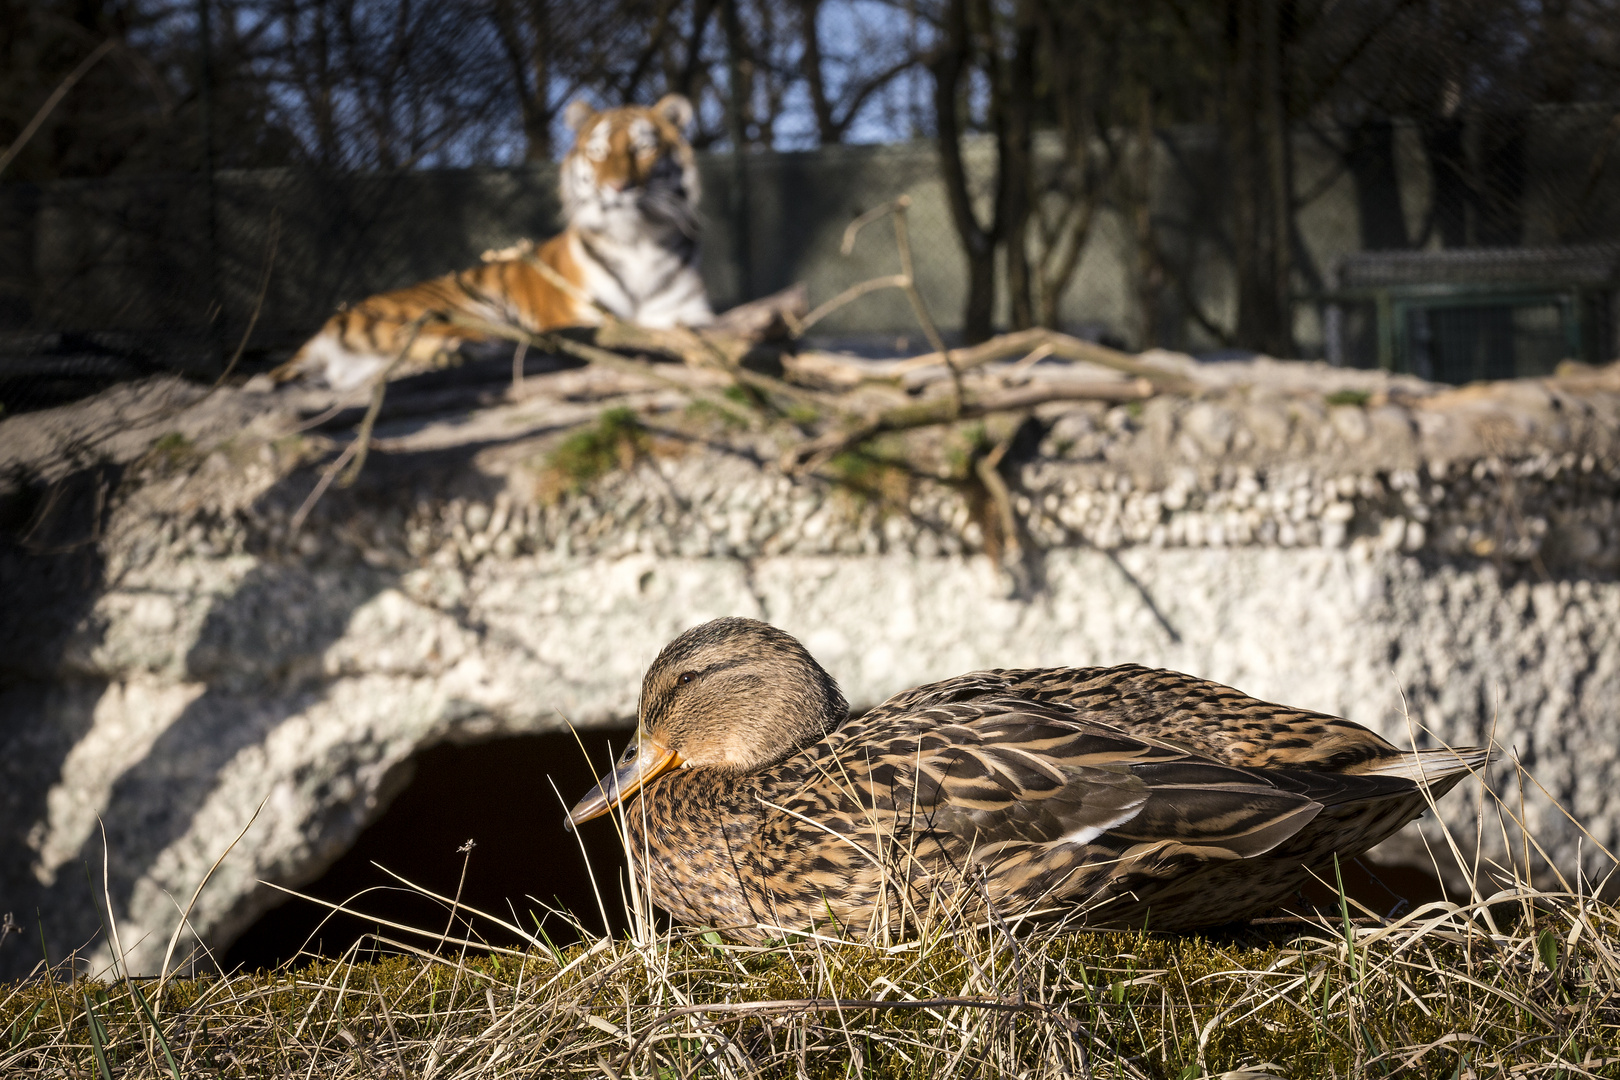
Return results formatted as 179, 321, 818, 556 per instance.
561, 95, 701, 242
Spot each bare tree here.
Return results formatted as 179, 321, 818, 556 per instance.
926, 0, 1039, 343
796, 0, 919, 144
243, 0, 513, 170
488, 0, 681, 162
0, 0, 301, 181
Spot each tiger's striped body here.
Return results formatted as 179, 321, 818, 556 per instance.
276, 94, 711, 391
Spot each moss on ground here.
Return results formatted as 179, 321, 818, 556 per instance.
4, 895, 1616, 1078
540, 406, 654, 499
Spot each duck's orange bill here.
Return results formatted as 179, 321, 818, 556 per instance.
565, 736, 683, 829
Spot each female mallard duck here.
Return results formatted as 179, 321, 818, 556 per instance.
567, 617, 1487, 940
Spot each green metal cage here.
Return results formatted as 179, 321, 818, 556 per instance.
1322, 245, 1619, 383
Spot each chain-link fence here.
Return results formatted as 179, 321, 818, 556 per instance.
3, 0, 1619, 414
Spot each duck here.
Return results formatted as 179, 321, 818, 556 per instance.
566, 617, 1488, 941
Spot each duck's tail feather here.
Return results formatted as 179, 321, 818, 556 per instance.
1355, 745, 1494, 794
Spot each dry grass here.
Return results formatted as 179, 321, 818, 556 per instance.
4, 766, 1619, 1078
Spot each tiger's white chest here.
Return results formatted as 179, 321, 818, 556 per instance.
569, 227, 712, 329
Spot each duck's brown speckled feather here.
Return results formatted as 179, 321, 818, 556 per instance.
622, 691, 1461, 939
864, 664, 1460, 779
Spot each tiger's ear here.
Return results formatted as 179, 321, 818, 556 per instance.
654, 94, 694, 132
564, 100, 597, 132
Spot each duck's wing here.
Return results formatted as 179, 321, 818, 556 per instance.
1001, 664, 1410, 773
864, 664, 1489, 782
748, 699, 1449, 934
834, 699, 1418, 866
861, 670, 1021, 720
1008, 665, 1495, 789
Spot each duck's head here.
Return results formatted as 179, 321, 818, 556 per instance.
566, 617, 847, 829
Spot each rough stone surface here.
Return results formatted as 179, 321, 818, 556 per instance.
3, 359, 1619, 978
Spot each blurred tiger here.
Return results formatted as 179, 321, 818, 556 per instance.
273, 94, 712, 391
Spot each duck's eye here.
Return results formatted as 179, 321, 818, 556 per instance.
677, 671, 698, 686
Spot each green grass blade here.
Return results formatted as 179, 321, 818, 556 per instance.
6, 999, 45, 1050
1334, 853, 1358, 988
84, 993, 113, 1080
1538, 927, 1560, 971
130, 981, 182, 1080
533, 919, 565, 966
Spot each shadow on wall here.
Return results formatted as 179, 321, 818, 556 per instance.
0, 442, 502, 979
0, 554, 399, 981
0, 467, 118, 981
0, 465, 117, 682
62, 441, 513, 972
87, 559, 399, 930
223, 729, 636, 971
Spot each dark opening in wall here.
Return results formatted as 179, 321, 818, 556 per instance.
223, 728, 635, 972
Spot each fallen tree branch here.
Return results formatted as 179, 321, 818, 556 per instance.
589, 317, 842, 412
288, 315, 431, 534
706, 282, 809, 339
976, 422, 1024, 577
798, 274, 911, 336
446, 316, 725, 398
823, 196, 965, 413
783, 329, 1187, 396
784, 377, 1156, 473
892, 327, 1187, 388
460, 301, 1164, 481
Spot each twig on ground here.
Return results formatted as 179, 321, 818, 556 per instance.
812, 197, 966, 414
892, 326, 1188, 387
975, 422, 1025, 582
287, 316, 430, 533
798, 275, 911, 337
511, 340, 528, 390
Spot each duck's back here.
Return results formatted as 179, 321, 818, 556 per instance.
863, 664, 1464, 782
